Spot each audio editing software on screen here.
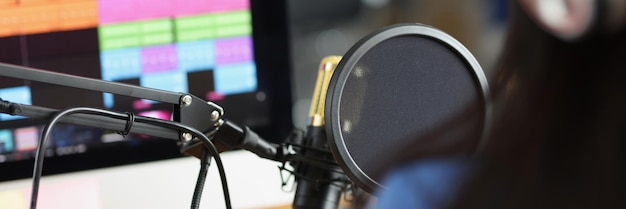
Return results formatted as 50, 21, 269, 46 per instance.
0, 0, 260, 162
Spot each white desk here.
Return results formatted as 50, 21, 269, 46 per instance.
0, 150, 295, 209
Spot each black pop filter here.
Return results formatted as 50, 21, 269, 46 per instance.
325, 24, 491, 193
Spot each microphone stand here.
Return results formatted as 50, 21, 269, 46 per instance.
0, 62, 224, 139
0, 62, 234, 209
0, 62, 354, 209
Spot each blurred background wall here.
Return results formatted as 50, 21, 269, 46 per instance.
288, 0, 508, 130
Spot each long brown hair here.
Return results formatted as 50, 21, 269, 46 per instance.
449, 1, 626, 208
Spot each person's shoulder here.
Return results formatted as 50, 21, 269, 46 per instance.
370, 157, 471, 209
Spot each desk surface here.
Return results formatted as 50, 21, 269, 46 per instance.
0, 150, 295, 209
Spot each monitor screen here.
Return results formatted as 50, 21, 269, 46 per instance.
0, 0, 292, 181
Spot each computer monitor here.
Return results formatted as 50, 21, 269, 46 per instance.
0, 0, 292, 181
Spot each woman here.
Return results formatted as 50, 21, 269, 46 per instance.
370, 0, 626, 208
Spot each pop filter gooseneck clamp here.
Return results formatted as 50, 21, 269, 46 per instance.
325, 24, 492, 193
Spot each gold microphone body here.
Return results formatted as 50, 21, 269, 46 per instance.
308, 56, 342, 127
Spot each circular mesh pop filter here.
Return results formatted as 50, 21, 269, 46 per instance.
325, 24, 491, 193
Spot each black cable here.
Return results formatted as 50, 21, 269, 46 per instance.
133, 116, 232, 209
30, 107, 129, 209
29, 107, 231, 209
191, 148, 211, 209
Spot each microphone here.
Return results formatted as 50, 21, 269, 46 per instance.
292, 56, 348, 209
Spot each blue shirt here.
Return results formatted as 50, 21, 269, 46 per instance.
370, 157, 470, 209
